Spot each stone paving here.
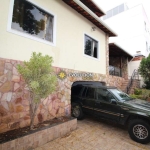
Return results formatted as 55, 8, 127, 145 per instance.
34, 116, 150, 150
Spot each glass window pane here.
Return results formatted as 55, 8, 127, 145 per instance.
12, 0, 53, 42
119, 4, 124, 13
96, 89, 108, 101
85, 88, 95, 99
96, 89, 114, 103
85, 35, 92, 56
107, 10, 112, 18
72, 86, 83, 96
93, 41, 98, 58
84, 35, 98, 58
113, 6, 118, 16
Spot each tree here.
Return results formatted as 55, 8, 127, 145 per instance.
139, 54, 150, 89
17, 52, 57, 129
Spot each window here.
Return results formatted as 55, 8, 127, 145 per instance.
85, 87, 95, 99
8, 0, 55, 45
118, 4, 124, 13
71, 86, 83, 96
103, 3, 125, 20
96, 89, 114, 103
84, 34, 98, 59
113, 6, 118, 16
109, 89, 131, 101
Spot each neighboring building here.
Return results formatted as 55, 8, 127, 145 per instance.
101, 3, 150, 87
0, 0, 132, 133
128, 52, 145, 87
102, 3, 150, 57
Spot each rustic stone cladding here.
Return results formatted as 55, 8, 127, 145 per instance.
0, 118, 77, 150
0, 57, 125, 133
106, 34, 109, 76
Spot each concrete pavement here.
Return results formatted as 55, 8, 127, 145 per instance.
34, 116, 150, 150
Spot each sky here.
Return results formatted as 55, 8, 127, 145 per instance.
93, 0, 150, 21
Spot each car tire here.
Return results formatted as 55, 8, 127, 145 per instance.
128, 119, 150, 144
71, 103, 84, 120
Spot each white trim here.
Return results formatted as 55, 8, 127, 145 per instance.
7, 0, 56, 46
83, 33, 100, 61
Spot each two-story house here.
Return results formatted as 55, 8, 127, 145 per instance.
0, 0, 132, 133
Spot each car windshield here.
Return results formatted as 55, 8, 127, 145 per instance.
108, 89, 133, 101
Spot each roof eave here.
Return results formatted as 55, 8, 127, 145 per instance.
109, 43, 133, 59
62, 0, 117, 37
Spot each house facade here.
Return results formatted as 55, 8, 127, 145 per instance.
101, 3, 150, 87
0, 0, 129, 133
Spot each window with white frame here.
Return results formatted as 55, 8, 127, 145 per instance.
10, 0, 54, 43
84, 34, 98, 59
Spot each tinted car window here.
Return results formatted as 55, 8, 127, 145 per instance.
85, 87, 95, 99
109, 89, 133, 101
96, 88, 114, 103
71, 86, 83, 96
82, 87, 87, 97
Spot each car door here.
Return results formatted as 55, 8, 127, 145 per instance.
82, 87, 96, 114
94, 88, 121, 122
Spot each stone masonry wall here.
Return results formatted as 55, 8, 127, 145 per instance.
0, 57, 125, 133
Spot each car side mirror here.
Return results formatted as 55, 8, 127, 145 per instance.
111, 99, 117, 104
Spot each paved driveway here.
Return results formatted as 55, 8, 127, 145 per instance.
35, 116, 150, 150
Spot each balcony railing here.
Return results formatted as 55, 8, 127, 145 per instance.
109, 65, 122, 77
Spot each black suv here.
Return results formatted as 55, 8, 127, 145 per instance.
71, 81, 150, 144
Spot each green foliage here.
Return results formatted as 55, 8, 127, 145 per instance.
134, 88, 142, 95
17, 52, 57, 129
139, 54, 150, 89
17, 52, 57, 103
142, 80, 150, 89
130, 88, 150, 100
130, 94, 145, 100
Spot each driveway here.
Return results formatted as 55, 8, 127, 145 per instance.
35, 116, 150, 150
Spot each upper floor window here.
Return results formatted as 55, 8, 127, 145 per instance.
8, 0, 55, 45
84, 34, 99, 59
103, 3, 125, 20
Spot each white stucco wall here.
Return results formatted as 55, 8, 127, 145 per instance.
128, 60, 140, 77
128, 60, 144, 87
0, 0, 107, 74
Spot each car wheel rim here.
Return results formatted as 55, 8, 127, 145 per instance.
73, 106, 80, 117
133, 124, 148, 139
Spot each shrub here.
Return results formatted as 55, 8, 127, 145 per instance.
130, 88, 150, 101
17, 52, 57, 129
134, 88, 142, 95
